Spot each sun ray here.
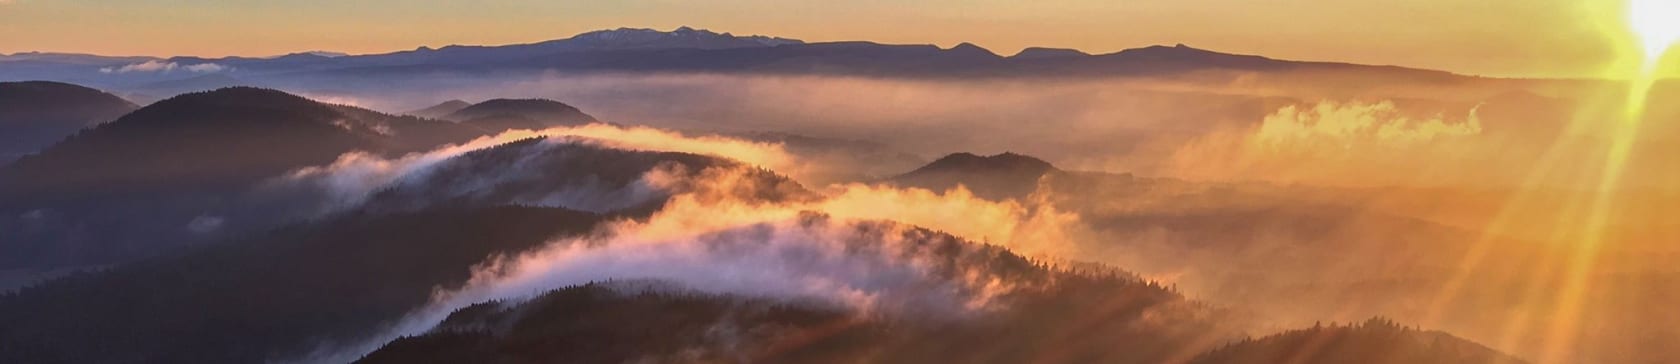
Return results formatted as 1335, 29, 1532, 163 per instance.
1535, 1, 1673, 362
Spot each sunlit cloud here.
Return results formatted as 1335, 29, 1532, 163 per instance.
98, 60, 227, 74
1168, 100, 1489, 187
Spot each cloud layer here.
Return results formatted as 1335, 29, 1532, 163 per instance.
99, 60, 227, 74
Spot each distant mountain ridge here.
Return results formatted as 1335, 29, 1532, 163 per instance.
0, 87, 491, 269
0, 26, 1474, 90
566, 26, 804, 50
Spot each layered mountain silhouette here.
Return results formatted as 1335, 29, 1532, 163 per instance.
2, 87, 483, 197
0, 136, 815, 363
360, 284, 1523, 364
0, 206, 611, 364
0, 86, 1532, 363
0, 81, 137, 161
0, 63, 1545, 364
0, 87, 490, 269
1, 26, 1469, 91
352, 212, 1251, 364
358, 266, 1225, 364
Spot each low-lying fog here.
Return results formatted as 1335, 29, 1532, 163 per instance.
113, 71, 1680, 363
269, 72, 1680, 190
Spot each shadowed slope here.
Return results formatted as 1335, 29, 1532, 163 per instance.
1192, 318, 1526, 364
0, 81, 137, 160
0, 87, 488, 269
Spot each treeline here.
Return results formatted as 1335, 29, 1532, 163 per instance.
1191, 317, 1527, 364
358, 250, 1249, 363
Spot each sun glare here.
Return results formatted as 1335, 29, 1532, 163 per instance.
1631, 0, 1680, 65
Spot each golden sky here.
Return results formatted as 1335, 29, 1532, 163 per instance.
0, 0, 1670, 78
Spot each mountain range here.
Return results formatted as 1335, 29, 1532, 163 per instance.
0, 87, 622, 270
0, 26, 1474, 97
0, 83, 1534, 363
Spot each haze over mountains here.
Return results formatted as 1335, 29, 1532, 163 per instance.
0, 26, 1472, 100
1, 25, 1677, 364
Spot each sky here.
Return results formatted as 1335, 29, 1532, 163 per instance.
0, 0, 1669, 78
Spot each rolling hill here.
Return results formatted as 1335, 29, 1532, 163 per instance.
0, 136, 816, 363
1192, 318, 1526, 364
0, 81, 137, 161
405, 99, 472, 119
0, 87, 490, 269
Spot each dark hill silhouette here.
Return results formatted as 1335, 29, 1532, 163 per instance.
0, 81, 136, 160
1192, 318, 1526, 364
363, 287, 1525, 364
908, 152, 1057, 176
0, 206, 611, 364
442, 98, 598, 131
0, 87, 489, 269
358, 216, 1246, 364
890, 152, 1059, 200
0, 200, 1239, 363
0, 137, 820, 363
0, 87, 484, 200
404, 99, 471, 119
358, 283, 860, 364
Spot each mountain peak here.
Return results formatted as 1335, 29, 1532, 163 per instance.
277, 51, 347, 58
1010, 47, 1090, 60
947, 42, 999, 57
911, 152, 1058, 176
890, 152, 1059, 201
443, 98, 597, 127
1124, 43, 1249, 58
565, 26, 802, 50
1099, 44, 1285, 70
